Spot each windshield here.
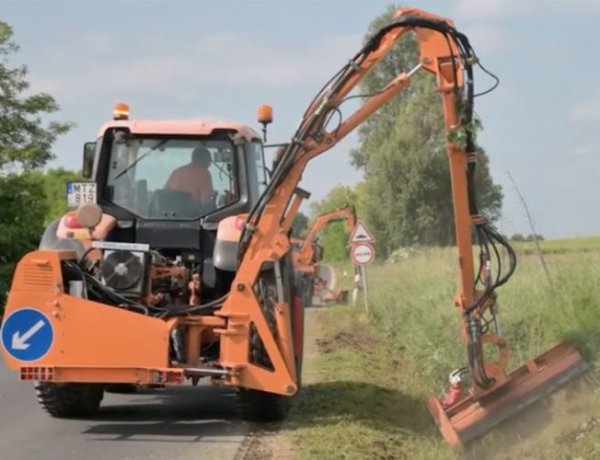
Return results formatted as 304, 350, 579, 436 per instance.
105, 133, 238, 219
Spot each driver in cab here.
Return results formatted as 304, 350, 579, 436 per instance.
164, 146, 214, 207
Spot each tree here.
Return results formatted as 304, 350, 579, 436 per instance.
511, 233, 525, 242
525, 233, 544, 242
349, 6, 503, 256
25, 168, 82, 224
0, 22, 73, 171
0, 174, 49, 306
291, 211, 309, 237
0, 174, 49, 264
0, 21, 73, 310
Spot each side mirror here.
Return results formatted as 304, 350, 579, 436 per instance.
82, 142, 96, 178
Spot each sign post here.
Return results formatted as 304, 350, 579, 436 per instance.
349, 221, 375, 314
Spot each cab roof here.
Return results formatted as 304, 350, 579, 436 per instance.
96, 119, 261, 142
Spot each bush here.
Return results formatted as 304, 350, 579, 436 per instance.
0, 263, 15, 318
0, 174, 48, 319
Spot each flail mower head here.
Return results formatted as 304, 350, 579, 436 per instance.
428, 340, 588, 445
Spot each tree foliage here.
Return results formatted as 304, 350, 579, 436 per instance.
25, 168, 82, 224
0, 21, 73, 171
349, 5, 503, 256
291, 211, 309, 238
0, 21, 73, 310
511, 233, 544, 242
0, 174, 50, 306
0, 174, 49, 264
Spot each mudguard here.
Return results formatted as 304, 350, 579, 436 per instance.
213, 214, 247, 271
39, 213, 117, 259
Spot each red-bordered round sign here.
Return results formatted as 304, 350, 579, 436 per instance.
351, 242, 375, 266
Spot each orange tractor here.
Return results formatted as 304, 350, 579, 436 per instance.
0, 7, 588, 443
292, 205, 357, 306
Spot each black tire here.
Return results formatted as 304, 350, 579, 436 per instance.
304, 276, 314, 308
35, 382, 104, 418
238, 253, 303, 423
238, 386, 291, 422
295, 270, 313, 309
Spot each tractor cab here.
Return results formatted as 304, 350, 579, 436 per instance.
41, 103, 270, 300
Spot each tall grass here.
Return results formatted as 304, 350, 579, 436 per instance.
268, 241, 600, 459
366, 245, 600, 456
371, 247, 600, 376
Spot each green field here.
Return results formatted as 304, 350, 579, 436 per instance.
264, 237, 600, 459
514, 235, 600, 255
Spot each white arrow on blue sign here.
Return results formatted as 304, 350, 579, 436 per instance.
1, 308, 54, 361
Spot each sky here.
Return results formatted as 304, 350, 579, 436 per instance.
2, 0, 600, 240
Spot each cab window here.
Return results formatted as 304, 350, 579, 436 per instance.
105, 133, 238, 219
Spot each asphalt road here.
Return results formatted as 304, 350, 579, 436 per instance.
0, 366, 249, 460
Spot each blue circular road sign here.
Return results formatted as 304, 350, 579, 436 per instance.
1, 308, 54, 362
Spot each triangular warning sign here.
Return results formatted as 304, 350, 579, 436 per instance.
349, 220, 375, 244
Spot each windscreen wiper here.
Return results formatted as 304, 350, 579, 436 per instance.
113, 139, 169, 181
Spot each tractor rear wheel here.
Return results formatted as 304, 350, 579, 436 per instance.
238, 386, 291, 422
237, 255, 303, 423
35, 382, 104, 417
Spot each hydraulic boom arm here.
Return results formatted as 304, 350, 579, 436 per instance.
218, 5, 503, 396
296, 205, 357, 266
216, 6, 586, 444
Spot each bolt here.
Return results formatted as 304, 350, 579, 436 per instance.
236, 282, 245, 291
422, 57, 432, 65
52, 311, 59, 318
285, 384, 295, 395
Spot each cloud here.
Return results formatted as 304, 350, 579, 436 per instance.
569, 94, 600, 122
449, 1, 529, 56
574, 145, 592, 156
462, 23, 511, 54
29, 32, 362, 106
454, 0, 534, 20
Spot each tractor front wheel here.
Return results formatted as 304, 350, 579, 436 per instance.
35, 382, 104, 418
237, 254, 303, 423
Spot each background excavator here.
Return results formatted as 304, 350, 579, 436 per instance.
0, 6, 588, 445
292, 205, 357, 307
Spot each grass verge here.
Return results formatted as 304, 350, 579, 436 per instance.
244, 242, 600, 459
369, 246, 600, 459
242, 305, 460, 460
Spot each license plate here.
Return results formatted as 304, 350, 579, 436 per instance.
66, 182, 97, 207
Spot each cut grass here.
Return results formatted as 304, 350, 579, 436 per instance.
269, 306, 460, 460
